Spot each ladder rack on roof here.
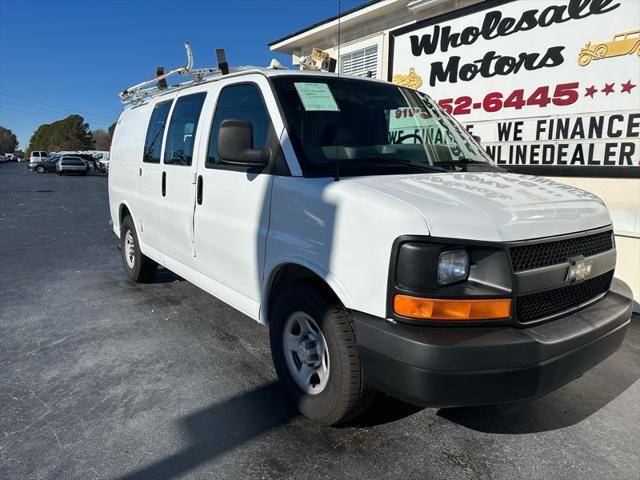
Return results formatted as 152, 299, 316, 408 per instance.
118, 43, 261, 106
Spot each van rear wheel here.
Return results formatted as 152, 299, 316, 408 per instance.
269, 281, 374, 425
120, 215, 157, 283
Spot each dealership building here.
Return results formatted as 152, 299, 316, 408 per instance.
270, 0, 640, 305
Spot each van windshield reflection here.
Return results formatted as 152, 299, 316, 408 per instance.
271, 75, 497, 177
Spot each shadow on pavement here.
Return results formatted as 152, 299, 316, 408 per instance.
150, 267, 184, 284
344, 394, 424, 428
437, 375, 635, 435
117, 383, 428, 478
117, 383, 297, 479
439, 318, 640, 434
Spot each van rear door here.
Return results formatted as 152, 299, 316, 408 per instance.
139, 99, 173, 257
158, 91, 207, 269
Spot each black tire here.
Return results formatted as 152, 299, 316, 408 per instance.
120, 215, 158, 283
269, 281, 374, 425
36, 166, 45, 174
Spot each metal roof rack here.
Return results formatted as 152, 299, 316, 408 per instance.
118, 43, 266, 106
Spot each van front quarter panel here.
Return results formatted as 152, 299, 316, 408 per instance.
264, 175, 430, 321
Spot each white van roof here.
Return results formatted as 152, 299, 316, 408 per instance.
121, 66, 386, 109
119, 43, 389, 108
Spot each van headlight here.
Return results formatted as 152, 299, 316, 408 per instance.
391, 239, 513, 323
437, 249, 469, 286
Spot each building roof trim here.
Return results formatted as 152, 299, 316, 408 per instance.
269, 0, 395, 50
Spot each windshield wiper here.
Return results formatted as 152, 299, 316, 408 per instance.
436, 157, 489, 166
345, 157, 448, 173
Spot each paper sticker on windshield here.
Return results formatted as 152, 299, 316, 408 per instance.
388, 108, 433, 130
294, 83, 339, 111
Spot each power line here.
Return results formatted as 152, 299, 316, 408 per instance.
0, 105, 112, 127
0, 92, 115, 122
0, 97, 115, 122
0, 99, 115, 123
0, 92, 116, 120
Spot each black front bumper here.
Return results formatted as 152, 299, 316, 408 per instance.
352, 278, 633, 408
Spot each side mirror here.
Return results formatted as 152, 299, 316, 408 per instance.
218, 119, 270, 166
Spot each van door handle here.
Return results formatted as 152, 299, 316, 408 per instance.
197, 175, 203, 205
161, 171, 166, 197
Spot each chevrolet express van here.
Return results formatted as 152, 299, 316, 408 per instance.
109, 68, 633, 425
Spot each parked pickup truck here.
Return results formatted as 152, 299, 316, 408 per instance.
108, 68, 633, 425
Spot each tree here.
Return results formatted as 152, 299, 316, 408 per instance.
27, 115, 94, 155
27, 123, 52, 154
92, 129, 111, 150
0, 126, 18, 154
108, 122, 117, 142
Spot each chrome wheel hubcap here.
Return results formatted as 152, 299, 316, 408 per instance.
124, 231, 135, 269
283, 312, 330, 395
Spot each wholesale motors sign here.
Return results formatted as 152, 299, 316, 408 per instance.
389, 0, 640, 173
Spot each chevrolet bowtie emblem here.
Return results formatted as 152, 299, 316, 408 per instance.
566, 256, 593, 283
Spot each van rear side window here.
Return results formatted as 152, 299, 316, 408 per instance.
164, 92, 206, 166
143, 100, 172, 164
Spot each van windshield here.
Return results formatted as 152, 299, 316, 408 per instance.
271, 75, 496, 177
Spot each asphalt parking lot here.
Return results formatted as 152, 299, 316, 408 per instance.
0, 161, 639, 479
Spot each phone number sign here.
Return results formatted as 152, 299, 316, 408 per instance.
389, 0, 640, 171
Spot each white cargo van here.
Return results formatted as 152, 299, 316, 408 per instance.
29, 151, 48, 164
109, 57, 633, 425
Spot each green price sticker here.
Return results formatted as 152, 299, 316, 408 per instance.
294, 82, 340, 112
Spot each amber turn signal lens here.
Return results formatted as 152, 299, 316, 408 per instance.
393, 295, 511, 320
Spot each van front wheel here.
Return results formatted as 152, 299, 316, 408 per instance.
269, 281, 374, 425
120, 215, 157, 283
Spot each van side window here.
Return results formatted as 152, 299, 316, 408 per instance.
164, 92, 207, 166
207, 84, 271, 167
143, 100, 172, 164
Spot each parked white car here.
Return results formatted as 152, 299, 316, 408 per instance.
29, 151, 48, 165
56, 155, 90, 175
94, 151, 110, 173
109, 68, 633, 425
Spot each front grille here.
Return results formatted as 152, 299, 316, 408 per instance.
510, 230, 614, 272
516, 270, 613, 324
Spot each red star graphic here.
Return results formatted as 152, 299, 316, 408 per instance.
585, 85, 597, 98
602, 83, 615, 95
621, 80, 636, 94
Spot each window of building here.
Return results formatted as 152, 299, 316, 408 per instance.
340, 45, 379, 78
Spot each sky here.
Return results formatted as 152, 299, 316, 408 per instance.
0, 0, 368, 150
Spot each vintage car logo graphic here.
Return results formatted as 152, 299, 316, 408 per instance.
392, 68, 424, 90
578, 29, 640, 66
